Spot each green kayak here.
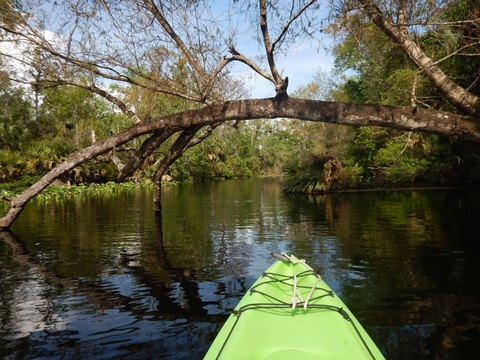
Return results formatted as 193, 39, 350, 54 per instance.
204, 253, 385, 360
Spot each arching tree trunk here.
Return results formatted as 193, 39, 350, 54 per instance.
1, 97, 479, 229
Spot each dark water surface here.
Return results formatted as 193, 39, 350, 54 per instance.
1, 179, 479, 359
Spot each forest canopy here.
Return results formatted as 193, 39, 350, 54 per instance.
1, 0, 480, 229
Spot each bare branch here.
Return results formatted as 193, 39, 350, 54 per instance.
259, 0, 289, 97
411, 70, 418, 108
399, 19, 480, 27
142, 0, 208, 81
432, 41, 480, 66
117, 129, 178, 182
271, 0, 317, 50
259, 0, 282, 84
200, 45, 276, 101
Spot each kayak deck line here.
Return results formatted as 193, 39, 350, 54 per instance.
219, 272, 375, 359
248, 270, 334, 310
204, 253, 386, 360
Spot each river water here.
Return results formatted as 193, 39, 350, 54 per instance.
0, 179, 479, 359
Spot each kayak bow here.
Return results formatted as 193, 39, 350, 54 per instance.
204, 253, 385, 359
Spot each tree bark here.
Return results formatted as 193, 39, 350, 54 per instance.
152, 126, 201, 212
117, 129, 177, 182
1, 96, 479, 229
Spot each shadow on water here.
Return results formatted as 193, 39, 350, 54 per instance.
1, 179, 479, 359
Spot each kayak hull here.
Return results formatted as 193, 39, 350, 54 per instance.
204, 254, 385, 359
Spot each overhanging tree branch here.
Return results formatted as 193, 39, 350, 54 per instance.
1, 97, 479, 229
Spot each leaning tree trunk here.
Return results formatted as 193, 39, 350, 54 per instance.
359, 0, 480, 116
1, 97, 479, 229
151, 124, 219, 212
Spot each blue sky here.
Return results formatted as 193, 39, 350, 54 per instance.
1, 0, 335, 99
231, 43, 334, 98
211, 1, 335, 98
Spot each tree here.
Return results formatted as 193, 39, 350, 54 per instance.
331, 0, 480, 186
0, 0, 479, 229
0, 63, 33, 182
332, 0, 480, 114
0, 66, 32, 151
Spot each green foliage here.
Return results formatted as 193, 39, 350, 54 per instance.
420, 0, 480, 97
35, 181, 151, 203
35, 86, 130, 146
280, 72, 357, 193
347, 128, 480, 188
0, 149, 25, 181
350, 127, 389, 181
305, 0, 480, 193
282, 152, 325, 193
333, 23, 416, 106
168, 122, 264, 181
0, 74, 33, 150
0, 66, 132, 184
374, 139, 431, 186
256, 121, 303, 175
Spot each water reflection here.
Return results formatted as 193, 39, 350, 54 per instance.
1, 180, 479, 359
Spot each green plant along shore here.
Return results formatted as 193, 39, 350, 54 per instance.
1, 0, 480, 198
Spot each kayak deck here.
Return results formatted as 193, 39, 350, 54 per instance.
204, 254, 385, 359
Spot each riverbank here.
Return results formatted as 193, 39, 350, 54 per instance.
1, 175, 474, 208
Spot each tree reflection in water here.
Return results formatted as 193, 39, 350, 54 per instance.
0, 214, 243, 359
1, 180, 479, 359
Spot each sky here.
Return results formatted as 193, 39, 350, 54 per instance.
0, 29, 58, 86
1, 0, 335, 99
211, 0, 335, 98
231, 44, 334, 98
